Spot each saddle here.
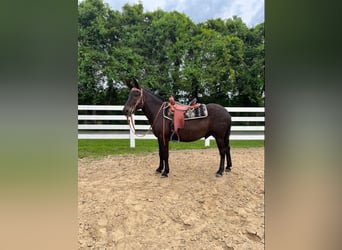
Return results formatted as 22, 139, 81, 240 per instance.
166, 96, 206, 138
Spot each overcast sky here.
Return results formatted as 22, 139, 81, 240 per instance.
103, 0, 264, 27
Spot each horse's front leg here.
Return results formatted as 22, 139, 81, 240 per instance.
155, 138, 164, 174
161, 141, 170, 178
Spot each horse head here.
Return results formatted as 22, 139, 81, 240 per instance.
123, 79, 144, 117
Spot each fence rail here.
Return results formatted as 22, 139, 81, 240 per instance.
78, 105, 264, 147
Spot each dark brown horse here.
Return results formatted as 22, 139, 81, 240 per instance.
123, 79, 232, 177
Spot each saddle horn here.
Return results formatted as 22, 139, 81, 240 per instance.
189, 98, 197, 106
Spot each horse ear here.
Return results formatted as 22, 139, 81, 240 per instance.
125, 80, 133, 89
133, 78, 140, 89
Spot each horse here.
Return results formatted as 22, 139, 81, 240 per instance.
123, 79, 232, 178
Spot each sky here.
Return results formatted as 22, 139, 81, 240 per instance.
103, 0, 264, 27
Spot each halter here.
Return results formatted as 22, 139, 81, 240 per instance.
126, 88, 166, 145
131, 87, 144, 111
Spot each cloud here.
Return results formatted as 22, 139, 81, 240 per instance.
102, 0, 264, 27
226, 0, 264, 27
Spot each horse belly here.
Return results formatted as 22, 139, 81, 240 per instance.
177, 119, 209, 142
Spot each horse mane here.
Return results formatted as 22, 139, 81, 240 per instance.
143, 88, 166, 102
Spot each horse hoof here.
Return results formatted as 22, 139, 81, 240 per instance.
155, 170, 161, 174
225, 168, 231, 172
161, 173, 168, 178
216, 173, 223, 177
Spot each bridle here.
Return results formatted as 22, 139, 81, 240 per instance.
131, 87, 144, 111
126, 87, 143, 132
126, 88, 165, 144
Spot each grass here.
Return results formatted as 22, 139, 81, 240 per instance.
78, 139, 264, 158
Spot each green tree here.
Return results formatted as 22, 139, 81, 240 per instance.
179, 21, 244, 106
78, 1, 265, 107
78, 0, 112, 104
232, 22, 264, 106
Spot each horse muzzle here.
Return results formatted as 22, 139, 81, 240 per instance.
123, 106, 135, 116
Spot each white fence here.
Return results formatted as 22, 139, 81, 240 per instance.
78, 105, 264, 147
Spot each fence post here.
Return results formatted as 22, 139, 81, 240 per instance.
130, 114, 135, 148
205, 137, 210, 147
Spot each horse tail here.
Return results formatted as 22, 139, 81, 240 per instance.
225, 114, 232, 142
225, 125, 231, 143
225, 114, 232, 169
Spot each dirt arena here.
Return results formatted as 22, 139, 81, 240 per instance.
78, 147, 264, 249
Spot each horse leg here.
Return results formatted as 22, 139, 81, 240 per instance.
155, 139, 164, 174
161, 141, 170, 178
215, 137, 226, 177
225, 144, 232, 172
225, 128, 232, 172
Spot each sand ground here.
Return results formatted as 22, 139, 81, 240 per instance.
79, 147, 264, 249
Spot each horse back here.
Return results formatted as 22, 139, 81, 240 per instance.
206, 103, 231, 121
176, 103, 230, 142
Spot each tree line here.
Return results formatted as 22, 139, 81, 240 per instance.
78, 0, 264, 107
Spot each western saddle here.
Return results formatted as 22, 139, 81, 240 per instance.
167, 96, 200, 139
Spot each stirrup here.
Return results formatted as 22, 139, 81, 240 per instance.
170, 132, 180, 142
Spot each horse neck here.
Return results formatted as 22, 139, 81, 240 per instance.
141, 90, 163, 123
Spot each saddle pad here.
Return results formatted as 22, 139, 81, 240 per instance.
163, 103, 208, 120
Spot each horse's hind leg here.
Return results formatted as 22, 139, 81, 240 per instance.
225, 130, 232, 172
226, 144, 232, 172
215, 137, 226, 177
